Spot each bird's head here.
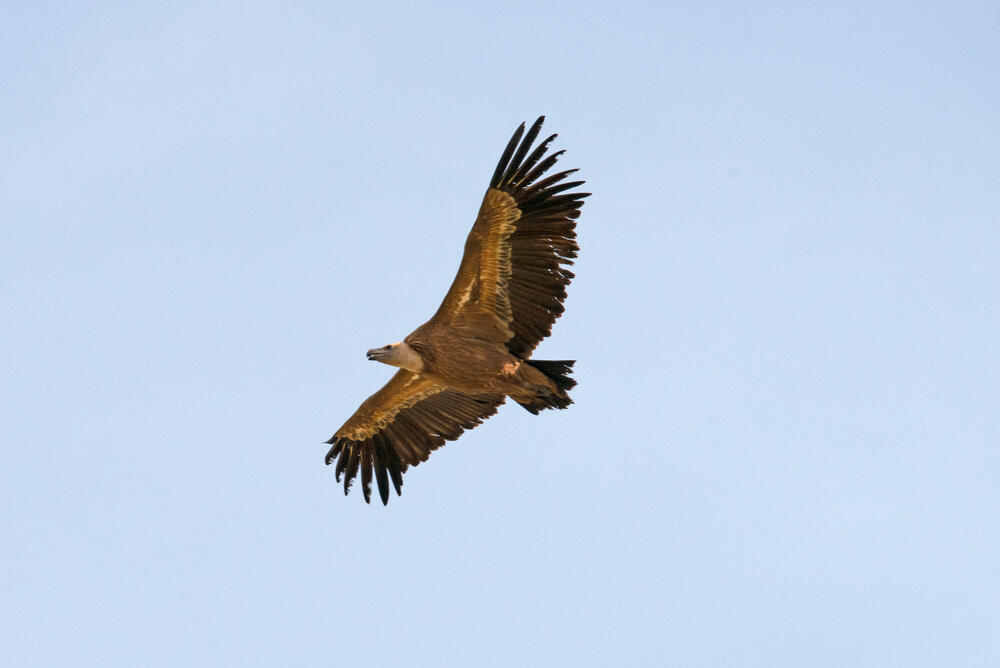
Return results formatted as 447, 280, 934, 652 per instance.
366, 341, 425, 373
366, 343, 398, 363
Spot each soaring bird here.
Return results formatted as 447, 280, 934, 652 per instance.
325, 116, 587, 504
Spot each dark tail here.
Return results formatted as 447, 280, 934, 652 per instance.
517, 360, 577, 414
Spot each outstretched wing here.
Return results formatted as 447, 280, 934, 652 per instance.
325, 369, 505, 504
433, 116, 588, 357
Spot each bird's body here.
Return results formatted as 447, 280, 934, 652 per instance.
326, 116, 587, 504
404, 319, 556, 396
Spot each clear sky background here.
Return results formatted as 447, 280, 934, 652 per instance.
3, 2, 998, 666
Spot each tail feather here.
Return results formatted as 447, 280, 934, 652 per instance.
517, 360, 576, 414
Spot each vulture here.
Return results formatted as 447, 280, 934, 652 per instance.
325, 116, 588, 504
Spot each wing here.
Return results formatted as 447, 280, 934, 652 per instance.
433, 116, 588, 357
325, 369, 505, 504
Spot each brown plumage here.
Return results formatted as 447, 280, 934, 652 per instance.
325, 116, 588, 504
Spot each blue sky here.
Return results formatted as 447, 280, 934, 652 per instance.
2, 1, 999, 665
